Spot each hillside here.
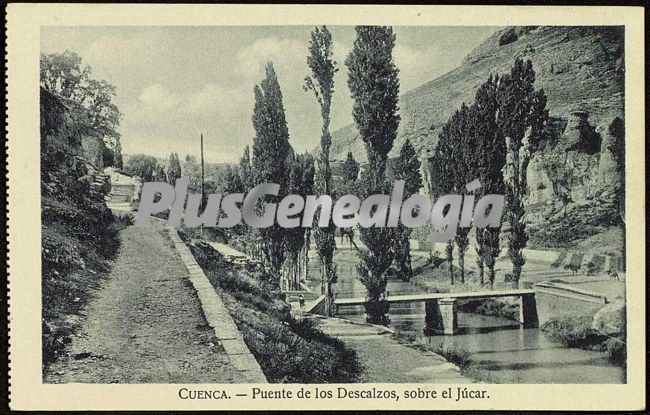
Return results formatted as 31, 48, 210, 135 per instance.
331, 26, 623, 163
41, 88, 128, 365
331, 26, 625, 255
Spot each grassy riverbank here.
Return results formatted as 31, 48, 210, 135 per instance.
179, 231, 361, 383
390, 330, 498, 383
541, 309, 626, 366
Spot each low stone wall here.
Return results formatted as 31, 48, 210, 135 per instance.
304, 295, 327, 315
417, 242, 561, 264
167, 228, 267, 383
284, 290, 320, 302
534, 282, 606, 325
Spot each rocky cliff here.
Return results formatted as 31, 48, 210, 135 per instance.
41, 88, 121, 364
331, 26, 625, 252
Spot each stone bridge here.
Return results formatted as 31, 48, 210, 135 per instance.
334, 289, 538, 335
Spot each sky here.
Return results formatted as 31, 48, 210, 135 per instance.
41, 26, 497, 163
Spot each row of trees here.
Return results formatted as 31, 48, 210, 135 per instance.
123, 152, 188, 185
431, 59, 549, 289
202, 28, 549, 323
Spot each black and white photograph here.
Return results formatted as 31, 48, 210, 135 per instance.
39, 24, 628, 385
6, 4, 646, 411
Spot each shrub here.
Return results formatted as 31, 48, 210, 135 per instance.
392, 330, 417, 344
113, 211, 135, 228
542, 312, 626, 367
434, 345, 472, 369
584, 261, 597, 276
551, 252, 567, 268
541, 313, 606, 348
184, 239, 361, 383
229, 301, 359, 383
591, 255, 606, 271
392, 330, 473, 371
426, 284, 450, 294
602, 336, 626, 365
414, 342, 472, 369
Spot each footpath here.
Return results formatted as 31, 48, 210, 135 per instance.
45, 221, 243, 383
315, 317, 473, 383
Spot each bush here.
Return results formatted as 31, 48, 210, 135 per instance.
584, 261, 597, 276
113, 211, 135, 228
392, 330, 473, 371
228, 299, 359, 383
602, 336, 626, 365
415, 342, 472, 369
551, 252, 567, 268
392, 330, 417, 344
541, 313, 606, 348
542, 310, 627, 368
184, 239, 361, 383
433, 345, 472, 369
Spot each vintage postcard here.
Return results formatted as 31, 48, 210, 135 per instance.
6, 3, 646, 411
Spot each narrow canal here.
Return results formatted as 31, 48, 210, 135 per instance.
325, 257, 625, 384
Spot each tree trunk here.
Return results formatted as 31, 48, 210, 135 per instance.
488, 266, 495, 290
459, 253, 465, 284
446, 241, 454, 285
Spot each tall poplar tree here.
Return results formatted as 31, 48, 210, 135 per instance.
392, 139, 422, 281
430, 119, 457, 284
346, 26, 400, 324
113, 137, 123, 169
284, 152, 315, 290
304, 26, 338, 313
251, 63, 292, 285
497, 59, 548, 287
238, 145, 253, 191
471, 75, 506, 288
342, 151, 360, 183
451, 104, 474, 284
167, 153, 182, 186
336, 151, 360, 247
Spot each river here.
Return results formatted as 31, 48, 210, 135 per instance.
328, 263, 625, 384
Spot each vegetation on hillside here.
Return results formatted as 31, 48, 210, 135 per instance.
40, 87, 128, 366
41, 50, 123, 168
180, 233, 361, 383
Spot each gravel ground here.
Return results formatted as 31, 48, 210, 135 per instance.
44, 221, 242, 383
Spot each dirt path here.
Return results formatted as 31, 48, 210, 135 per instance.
45, 221, 242, 383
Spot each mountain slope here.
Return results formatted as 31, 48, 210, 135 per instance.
331, 26, 623, 162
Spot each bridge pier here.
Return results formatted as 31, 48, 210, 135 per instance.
335, 288, 538, 335
424, 298, 458, 335
519, 293, 539, 328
